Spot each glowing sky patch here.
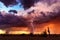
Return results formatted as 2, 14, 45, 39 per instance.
0, 2, 24, 12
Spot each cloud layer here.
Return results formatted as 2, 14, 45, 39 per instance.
0, 0, 60, 29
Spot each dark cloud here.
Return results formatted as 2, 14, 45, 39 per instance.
8, 10, 17, 13
0, 13, 28, 29
0, 0, 18, 6
34, 11, 60, 24
0, 10, 60, 29
20, 0, 35, 9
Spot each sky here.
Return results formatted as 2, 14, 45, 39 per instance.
0, 0, 60, 34
0, 2, 24, 12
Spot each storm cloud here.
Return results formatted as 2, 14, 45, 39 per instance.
0, 0, 60, 29
0, 10, 60, 29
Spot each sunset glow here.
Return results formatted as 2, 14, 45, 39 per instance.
0, 29, 6, 34
9, 31, 30, 34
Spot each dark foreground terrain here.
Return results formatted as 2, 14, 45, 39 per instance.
0, 34, 60, 40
